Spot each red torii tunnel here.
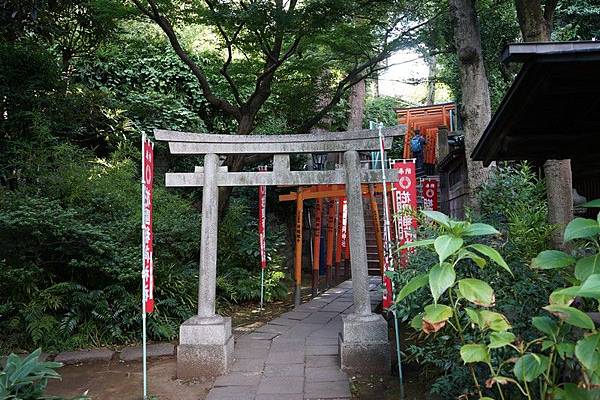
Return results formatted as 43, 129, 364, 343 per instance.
280, 183, 393, 306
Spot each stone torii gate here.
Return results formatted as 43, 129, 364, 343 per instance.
154, 126, 404, 378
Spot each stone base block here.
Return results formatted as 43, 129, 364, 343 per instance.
338, 313, 390, 374
177, 315, 234, 379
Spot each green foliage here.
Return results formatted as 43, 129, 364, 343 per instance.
0, 348, 66, 400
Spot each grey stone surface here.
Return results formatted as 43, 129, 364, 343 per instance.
341, 313, 388, 343
54, 348, 114, 365
257, 377, 304, 394
177, 335, 234, 379
263, 363, 305, 377
304, 380, 351, 399
230, 358, 265, 373
280, 311, 311, 320
305, 345, 338, 356
266, 350, 304, 364
119, 343, 175, 361
305, 355, 339, 368
214, 372, 261, 387
339, 338, 391, 375
305, 367, 348, 382
256, 394, 303, 400
206, 385, 256, 400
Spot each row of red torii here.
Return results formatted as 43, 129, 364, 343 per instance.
155, 126, 404, 378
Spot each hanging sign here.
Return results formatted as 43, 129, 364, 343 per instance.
422, 178, 439, 211
341, 198, 349, 258
142, 135, 154, 313
258, 167, 267, 270
392, 160, 418, 266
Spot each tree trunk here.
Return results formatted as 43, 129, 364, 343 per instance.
514, 0, 573, 248
449, 0, 492, 213
347, 79, 366, 131
425, 54, 437, 105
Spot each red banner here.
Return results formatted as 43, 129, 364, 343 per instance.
341, 198, 349, 259
258, 166, 267, 269
142, 135, 154, 313
422, 178, 439, 211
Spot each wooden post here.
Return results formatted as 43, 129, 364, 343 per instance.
326, 199, 335, 288
312, 198, 323, 296
294, 192, 304, 307
368, 184, 385, 280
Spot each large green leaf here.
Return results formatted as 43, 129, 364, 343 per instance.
554, 384, 600, 400
460, 343, 489, 363
429, 263, 455, 303
462, 223, 500, 237
531, 250, 576, 270
434, 235, 463, 263
421, 210, 450, 228
578, 274, 600, 299
469, 244, 512, 276
543, 305, 595, 330
479, 310, 511, 332
549, 286, 580, 305
575, 254, 600, 281
465, 308, 482, 327
423, 304, 453, 324
456, 249, 486, 268
532, 316, 559, 338
458, 278, 495, 307
575, 332, 600, 371
410, 313, 423, 330
396, 273, 429, 302
513, 353, 549, 382
488, 331, 515, 349
399, 239, 435, 250
583, 199, 600, 208
564, 218, 600, 242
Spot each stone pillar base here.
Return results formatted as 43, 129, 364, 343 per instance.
339, 313, 390, 374
177, 315, 234, 380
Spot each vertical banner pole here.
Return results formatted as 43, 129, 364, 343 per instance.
377, 123, 394, 308
141, 134, 154, 400
258, 166, 267, 310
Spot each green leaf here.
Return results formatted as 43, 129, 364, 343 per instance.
513, 353, 549, 382
575, 254, 600, 282
460, 343, 489, 363
423, 304, 453, 324
434, 235, 463, 263
429, 263, 455, 303
575, 333, 600, 371
488, 331, 515, 348
456, 249, 486, 268
462, 223, 500, 237
543, 305, 595, 330
421, 210, 450, 227
399, 239, 435, 250
556, 342, 575, 359
458, 278, 495, 307
465, 308, 482, 327
396, 273, 429, 303
583, 199, 600, 208
564, 218, 600, 242
469, 244, 512, 276
532, 316, 559, 338
479, 310, 511, 332
578, 274, 600, 299
531, 250, 576, 270
410, 313, 423, 330
550, 286, 580, 305
554, 384, 600, 400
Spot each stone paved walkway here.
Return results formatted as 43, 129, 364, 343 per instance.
206, 278, 382, 400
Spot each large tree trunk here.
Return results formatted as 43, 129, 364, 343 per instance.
347, 79, 366, 131
514, 0, 573, 248
425, 54, 437, 105
449, 0, 492, 213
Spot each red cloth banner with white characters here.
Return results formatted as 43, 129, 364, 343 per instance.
341, 198, 349, 259
142, 135, 154, 313
393, 160, 418, 264
422, 178, 439, 211
258, 166, 267, 270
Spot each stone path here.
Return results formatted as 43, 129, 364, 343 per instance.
206, 278, 382, 400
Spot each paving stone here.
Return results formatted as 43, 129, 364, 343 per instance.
214, 372, 262, 387
305, 355, 339, 368
235, 339, 271, 350
304, 380, 351, 399
305, 345, 339, 356
306, 337, 338, 346
270, 341, 305, 353
257, 376, 304, 394
305, 367, 348, 382
206, 385, 257, 400
282, 323, 322, 338
244, 331, 279, 340
266, 350, 304, 364
256, 394, 303, 400
255, 324, 292, 335
321, 303, 351, 312
263, 363, 304, 377
119, 343, 175, 361
281, 311, 311, 320
234, 347, 270, 359
54, 348, 114, 365
230, 358, 265, 372
268, 317, 299, 326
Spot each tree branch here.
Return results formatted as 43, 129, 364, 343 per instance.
132, 0, 241, 120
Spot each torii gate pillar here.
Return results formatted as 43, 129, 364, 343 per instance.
155, 128, 402, 379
